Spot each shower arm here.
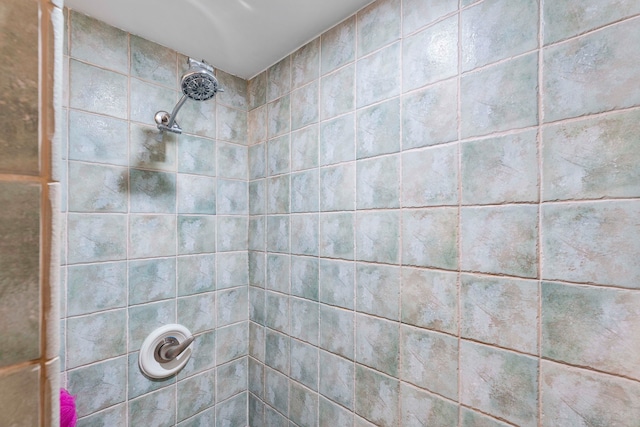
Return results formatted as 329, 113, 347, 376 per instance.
155, 94, 189, 134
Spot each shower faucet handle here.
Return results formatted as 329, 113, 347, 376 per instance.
154, 335, 195, 363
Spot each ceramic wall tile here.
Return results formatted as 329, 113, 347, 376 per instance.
321, 16, 356, 75
355, 365, 400, 426
356, 313, 399, 376
402, 144, 458, 207
401, 268, 458, 334
130, 35, 177, 87
70, 10, 128, 73
70, 60, 128, 119
320, 113, 356, 166
69, 110, 128, 166
292, 38, 320, 89
402, 208, 459, 270
356, 155, 400, 209
402, 0, 458, 36
357, 0, 401, 57
357, 42, 401, 108
356, 263, 400, 320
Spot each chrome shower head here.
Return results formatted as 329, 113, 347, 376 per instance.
154, 58, 223, 134
181, 58, 221, 101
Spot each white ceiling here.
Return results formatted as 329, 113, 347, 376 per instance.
65, 0, 375, 79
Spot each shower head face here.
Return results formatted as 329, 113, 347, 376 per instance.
181, 60, 220, 101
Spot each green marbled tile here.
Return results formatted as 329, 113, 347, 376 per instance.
401, 383, 458, 427
178, 134, 216, 176
249, 356, 265, 398
218, 142, 248, 180
128, 300, 176, 349
461, 408, 512, 427
403, 16, 458, 92
176, 95, 217, 139
291, 170, 319, 213
402, 144, 458, 207
356, 263, 400, 320
544, 0, 640, 45
129, 123, 178, 172
249, 216, 265, 252
401, 325, 458, 399
177, 254, 216, 296
461, 52, 538, 138
216, 322, 248, 365
127, 352, 175, 400
248, 394, 264, 427
67, 262, 127, 316
178, 292, 216, 333
321, 16, 356, 75
542, 109, 640, 201
129, 169, 176, 213
267, 134, 290, 177
320, 163, 355, 212
268, 95, 290, 139
357, 42, 401, 108
217, 252, 248, 289
217, 216, 247, 252
320, 212, 355, 260
70, 10, 128, 73
356, 210, 400, 264
320, 113, 356, 166
292, 125, 319, 172
462, 274, 538, 354
289, 381, 319, 427
355, 365, 400, 426
402, 79, 458, 149
178, 215, 216, 255
76, 404, 126, 427
68, 357, 126, 417
130, 35, 176, 87
320, 396, 354, 427
356, 313, 399, 376
357, 0, 401, 57
177, 330, 216, 380
130, 77, 177, 125
402, 0, 458, 36
320, 64, 355, 120
291, 256, 319, 301
356, 154, 400, 209
0, 365, 40, 427
217, 179, 248, 215
541, 360, 640, 427
217, 287, 247, 327
291, 214, 319, 256
216, 70, 248, 110
249, 105, 267, 145
292, 38, 320, 89
267, 56, 291, 102
70, 59, 128, 119
541, 201, 640, 288
264, 367, 289, 415
217, 104, 248, 145
180, 407, 215, 427
69, 110, 128, 166
461, 205, 538, 278
176, 370, 216, 421
543, 19, 640, 122
249, 251, 266, 289
249, 71, 267, 110
249, 181, 266, 216
250, 286, 265, 325
460, 341, 538, 427
356, 98, 400, 159
291, 339, 319, 391
177, 174, 216, 214
319, 350, 354, 409
265, 404, 288, 426
291, 81, 319, 131
68, 213, 127, 263
129, 386, 176, 427
216, 392, 247, 427
319, 259, 355, 310
249, 143, 266, 180
217, 358, 247, 403
266, 215, 290, 253
267, 175, 290, 214
128, 214, 176, 258
290, 298, 319, 345
402, 208, 459, 270
320, 305, 354, 360
542, 281, 640, 380
265, 291, 289, 334
401, 267, 458, 334
462, 130, 539, 204
249, 322, 265, 362
461, 0, 538, 72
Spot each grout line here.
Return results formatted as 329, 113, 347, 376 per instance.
537, 0, 545, 425
456, 2, 464, 423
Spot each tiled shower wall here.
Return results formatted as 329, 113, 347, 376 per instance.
247, 0, 640, 426
60, 10, 250, 426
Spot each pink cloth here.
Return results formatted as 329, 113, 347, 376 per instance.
60, 388, 77, 427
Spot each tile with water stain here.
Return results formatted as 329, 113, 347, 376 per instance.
541, 360, 640, 427
177, 254, 216, 296
461, 205, 538, 278
321, 16, 356, 74
403, 16, 458, 92
129, 214, 176, 258
129, 386, 176, 427
461, 52, 538, 138
319, 259, 355, 310
319, 350, 354, 409
543, 18, 640, 122
355, 365, 400, 427
402, 144, 458, 207
461, 0, 538, 72
291, 81, 319, 131
68, 357, 126, 417
543, 109, 640, 201
462, 274, 538, 354
462, 129, 539, 204
321, 64, 355, 120
402, 267, 458, 334
130, 123, 178, 172
542, 281, 640, 380
401, 325, 458, 399
401, 383, 458, 427
541, 201, 640, 288
178, 292, 217, 333
129, 169, 176, 213
357, 43, 401, 108
356, 263, 400, 320
320, 113, 356, 166
460, 341, 538, 427
67, 262, 127, 316
402, 208, 459, 270
357, 155, 400, 209
320, 305, 354, 360
402, 79, 458, 150
356, 211, 400, 264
